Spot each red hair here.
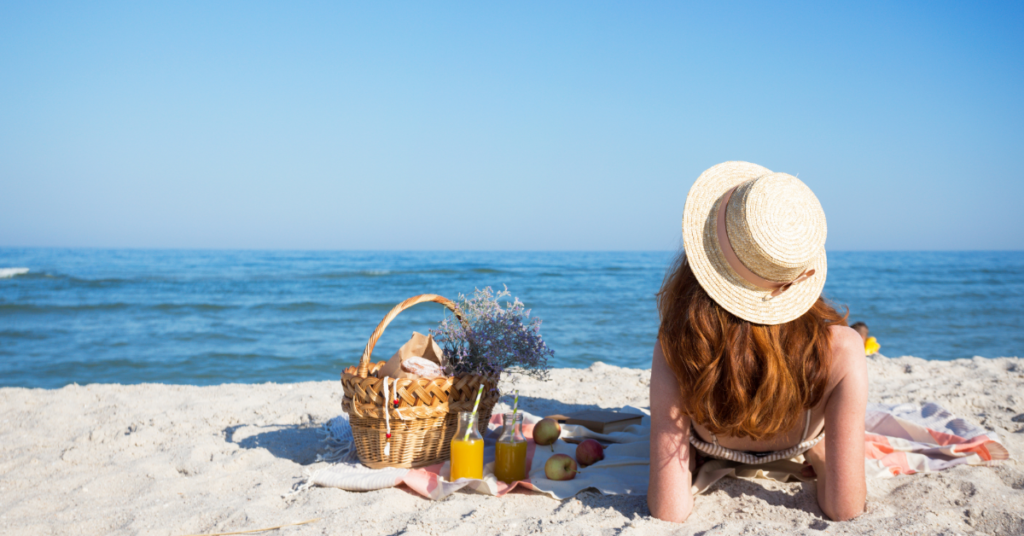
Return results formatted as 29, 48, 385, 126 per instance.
657, 253, 847, 440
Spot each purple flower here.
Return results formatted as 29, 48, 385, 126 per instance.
429, 286, 553, 379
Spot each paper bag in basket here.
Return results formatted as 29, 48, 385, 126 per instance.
377, 331, 447, 379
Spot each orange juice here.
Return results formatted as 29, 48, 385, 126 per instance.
450, 438, 484, 480
494, 440, 528, 483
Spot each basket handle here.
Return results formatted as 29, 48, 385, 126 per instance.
357, 294, 468, 378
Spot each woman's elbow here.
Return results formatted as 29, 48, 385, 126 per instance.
821, 501, 865, 522
648, 493, 693, 523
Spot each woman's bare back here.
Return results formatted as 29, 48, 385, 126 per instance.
648, 324, 868, 522
689, 324, 862, 453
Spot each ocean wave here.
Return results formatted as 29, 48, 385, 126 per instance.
317, 270, 395, 279
315, 268, 498, 279
0, 267, 30, 279
0, 302, 232, 314
0, 302, 135, 313
170, 332, 258, 343
67, 275, 177, 287
344, 302, 402, 311
0, 329, 50, 340
152, 303, 234, 313
250, 301, 331, 312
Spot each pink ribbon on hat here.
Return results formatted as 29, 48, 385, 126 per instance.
716, 186, 815, 298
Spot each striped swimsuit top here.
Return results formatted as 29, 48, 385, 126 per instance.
689, 410, 825, 465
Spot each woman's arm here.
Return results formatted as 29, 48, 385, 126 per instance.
648, 340, 695, 523
805, 325, 868, 521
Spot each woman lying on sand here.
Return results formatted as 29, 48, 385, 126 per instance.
648, 162, 867, 522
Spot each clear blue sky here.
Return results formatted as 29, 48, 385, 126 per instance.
1, 2, 1022, 251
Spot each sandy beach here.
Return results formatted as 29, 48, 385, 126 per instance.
2, 353, 1022, 536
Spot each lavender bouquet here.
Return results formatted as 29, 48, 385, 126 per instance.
430, 286, 553, 380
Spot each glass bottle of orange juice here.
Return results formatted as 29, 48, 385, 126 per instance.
494, 412, 527, 483
450, 411, 483, 481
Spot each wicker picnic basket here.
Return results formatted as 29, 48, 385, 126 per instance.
341, 294, 500, 469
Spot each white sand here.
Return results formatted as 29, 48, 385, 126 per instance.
2, 354, 1023, 536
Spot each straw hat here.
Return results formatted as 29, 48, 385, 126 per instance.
682, 161, 827, 325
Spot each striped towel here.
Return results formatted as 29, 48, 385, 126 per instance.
307, 401, 1008, 500
863, 402, 1009, 478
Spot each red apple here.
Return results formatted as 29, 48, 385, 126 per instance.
533, 418, 561, 448
544, 453, 577, 481
575, 439, 605, 467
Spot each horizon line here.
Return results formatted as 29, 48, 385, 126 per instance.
2, 246, 1024, 254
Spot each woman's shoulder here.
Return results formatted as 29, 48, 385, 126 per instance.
829, 324, 864, 355
826, 324, 868, 389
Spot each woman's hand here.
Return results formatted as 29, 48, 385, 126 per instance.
647, 340, 695, 523
811, 325, 869, 521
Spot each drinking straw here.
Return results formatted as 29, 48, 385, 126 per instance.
464, 384, 484, 441
511, 389, 519, 424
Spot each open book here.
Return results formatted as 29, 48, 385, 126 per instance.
545, 410, 644, 434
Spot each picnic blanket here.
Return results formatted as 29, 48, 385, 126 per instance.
309, 406, 650, 500
306, 401, 1008, 500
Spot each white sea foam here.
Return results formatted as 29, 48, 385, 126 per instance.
0, 267, 30, 279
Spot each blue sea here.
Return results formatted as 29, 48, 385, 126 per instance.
1, 249, 1022, 388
